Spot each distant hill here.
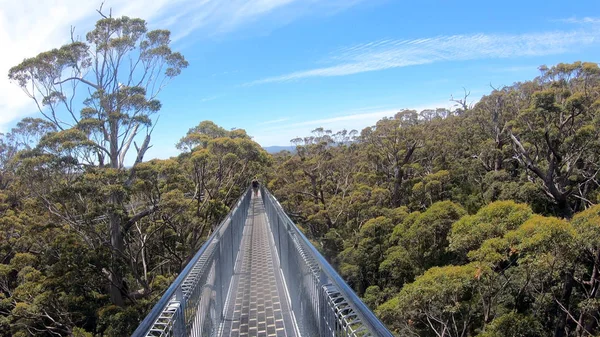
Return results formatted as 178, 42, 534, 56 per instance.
263, 146, 296, 154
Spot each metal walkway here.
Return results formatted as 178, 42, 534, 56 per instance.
132, 186, 393, 337
221, 193, 296, 337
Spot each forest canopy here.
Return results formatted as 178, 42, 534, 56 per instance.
267, 61, 600, 337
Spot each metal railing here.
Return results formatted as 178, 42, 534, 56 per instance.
261, 187, 395, 337
131, 188, 251, 337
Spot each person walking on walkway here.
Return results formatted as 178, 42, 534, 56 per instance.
252, 178, 259, 196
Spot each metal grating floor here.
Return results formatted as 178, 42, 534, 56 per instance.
220, 193, 296, 337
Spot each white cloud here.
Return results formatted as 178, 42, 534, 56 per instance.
248, 28, 600, 85
264, 109, 397, 131
252, 100, 455, 146
257, 117, 290, 125
491, 65, 539, 73
0, 0, 363, 131
0, 0, 97, 131
199, 95, 219, 102
557, 17, 600, 24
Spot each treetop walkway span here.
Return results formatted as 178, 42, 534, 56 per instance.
131, 187, 394, 337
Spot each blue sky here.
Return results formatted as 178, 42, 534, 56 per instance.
1, 0, 600, 161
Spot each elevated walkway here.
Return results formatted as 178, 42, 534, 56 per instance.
131, 187, 393, 337
221, 193, 296, 337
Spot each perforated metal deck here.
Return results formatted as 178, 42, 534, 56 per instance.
220, 194, 296, 337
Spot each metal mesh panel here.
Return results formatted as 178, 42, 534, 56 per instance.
261, 187, 394, 337
132, 189, 251, 337
132, 186, 392, 337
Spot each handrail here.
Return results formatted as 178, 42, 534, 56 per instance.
131, 187, 251, 337
131, 185, 393, 337
261, 187, 394, 337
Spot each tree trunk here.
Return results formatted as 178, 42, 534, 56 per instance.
109, 124, 125, 306
494, 138, 503, 171
582, 248, 600, 334
509, 133, 573, 217
109, 191, 125, 306
392, 166, 403, 207
555, 268, 575, 337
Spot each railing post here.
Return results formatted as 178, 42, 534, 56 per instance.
230, 212, 236, 276
276, 215, 282, 261
214, 239, 224, 323
317, 273, 328, 336
174, 286, 187, 336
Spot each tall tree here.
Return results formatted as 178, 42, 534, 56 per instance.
361, 110, 424, 207
508, 62, 600, 216
8, 10, 188, 306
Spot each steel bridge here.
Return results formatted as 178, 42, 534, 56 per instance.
131, 187, 394, 337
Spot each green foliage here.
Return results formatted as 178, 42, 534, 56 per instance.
339, 216, 394, 294
268, 62, 600, 336
378, 245, 413, 291
508, 62, 600, 216
571, 204, 600, 252
449, 200, 533, 258
8, 3, 190, 312
98, 305, 143, 337
382, 264, 479, 336
72, 327, 94, 337
0, 114, 269, 335
397, 201, 466, 272
478, 312, 543, 337
4, 51, 600, 337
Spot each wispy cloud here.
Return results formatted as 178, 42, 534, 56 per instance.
199, 96, 219, 102
253, 100, 455, 146
352, 104, 395, 111
257, 117, 290, 125
272, 110, 397, 130
211, 70, 240, 77
116, 0, 365, 40
248, 28, 600, 85
0, 0, 364, 130
556, 17, 600, 24
489, 65, 540, 73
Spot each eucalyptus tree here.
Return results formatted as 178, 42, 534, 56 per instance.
508, 62, 600, 216
8, 10, 188, 306
360, 110, 424, 207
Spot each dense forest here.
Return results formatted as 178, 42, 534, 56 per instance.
1, 11, 600, 337
268, 61, 600, 336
